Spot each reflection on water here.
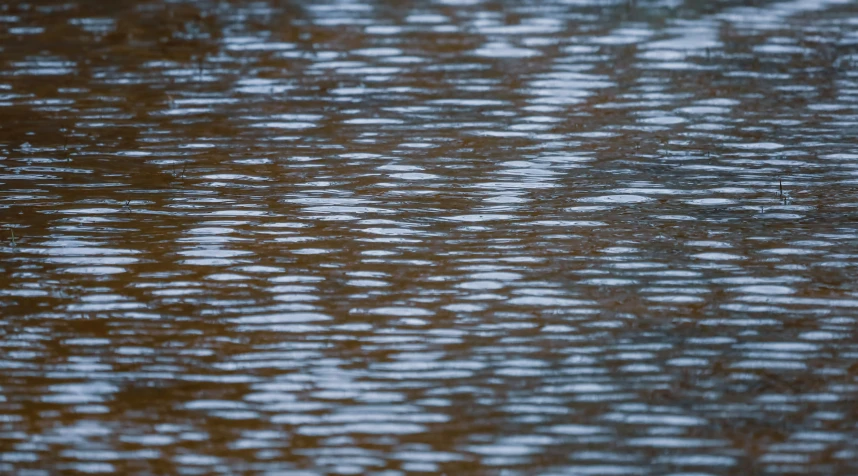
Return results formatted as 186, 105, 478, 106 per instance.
2, 0, 858, 473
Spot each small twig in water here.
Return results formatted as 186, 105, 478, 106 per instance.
10, 229, 16, 247
63, 131, 72, 161
779, 178, 783, 198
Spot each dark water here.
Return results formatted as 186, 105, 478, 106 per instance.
2, 0, 858, 473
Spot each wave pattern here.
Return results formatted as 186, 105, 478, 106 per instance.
1, 0, 858, 473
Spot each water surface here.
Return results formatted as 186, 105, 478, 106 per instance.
2, 0, 858, 474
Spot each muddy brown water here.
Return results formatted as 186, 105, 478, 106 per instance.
2, 0, 858, 474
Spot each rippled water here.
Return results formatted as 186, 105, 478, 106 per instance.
2, 0, 858, 473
